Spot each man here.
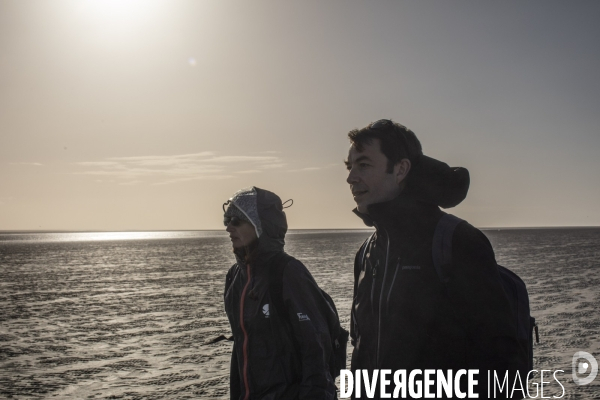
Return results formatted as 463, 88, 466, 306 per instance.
345, 119, 525, 398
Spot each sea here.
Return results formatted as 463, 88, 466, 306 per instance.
1, 228, 599, 399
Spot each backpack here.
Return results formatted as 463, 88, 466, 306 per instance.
268, 253, 349, 379
432, 213, 539, 377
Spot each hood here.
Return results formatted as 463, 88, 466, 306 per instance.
402, 155, 470, 209
225, 186, 288, 260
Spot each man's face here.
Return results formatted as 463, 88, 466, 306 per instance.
346, 139, 401, 214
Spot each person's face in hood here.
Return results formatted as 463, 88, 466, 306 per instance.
225, 217, 258, 249
346, 139, 411, 214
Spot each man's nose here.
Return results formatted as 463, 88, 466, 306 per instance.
225, 223, 234, 232
347, 167, 359, 184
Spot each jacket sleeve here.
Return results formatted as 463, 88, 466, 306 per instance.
281, 259, 336, 400
350, 234, 372, 347
446, 222, 527, 390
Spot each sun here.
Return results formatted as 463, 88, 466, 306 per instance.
72, 0, 165, 44
79, 0, 152, 19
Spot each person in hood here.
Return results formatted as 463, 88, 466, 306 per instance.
344, 120, 526, 399
223, 187, 337, 400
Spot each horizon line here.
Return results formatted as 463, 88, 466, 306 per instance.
1, 226, 599, 234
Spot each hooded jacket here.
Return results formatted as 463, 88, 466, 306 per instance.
224, 187, 336, 400
350, 157, 525, 399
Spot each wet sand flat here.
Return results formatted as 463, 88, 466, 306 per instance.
1, 229, 599, 398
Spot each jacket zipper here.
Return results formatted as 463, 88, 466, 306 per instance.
376, 229, 390, 367
367, 257, 376, 315
386, 260, 401, 313
239, 263, 252, 400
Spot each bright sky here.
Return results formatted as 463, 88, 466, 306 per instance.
1, 0, 599, 231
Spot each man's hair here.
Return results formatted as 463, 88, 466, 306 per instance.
348, 119, 423, 173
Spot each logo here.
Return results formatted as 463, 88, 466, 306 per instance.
297, 313, 310, 321
572, 351, 598, 385
340, 369, 568, 399
262, 304, 269, 318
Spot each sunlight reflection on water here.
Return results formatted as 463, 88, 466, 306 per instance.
0, 231, 228, 243
0, 230, 372, 244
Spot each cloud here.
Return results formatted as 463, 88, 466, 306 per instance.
75, 151, 284, 185
258, 163, 287, 170
10, 162, 42, 166
152, 175, 235, 185
288, 163, 341, 172
109, 151, 214, 161
78, 161, 120, 167
288, 167, 321, 172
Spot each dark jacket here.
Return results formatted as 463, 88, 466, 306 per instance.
223, 187, 336, 400
350, 160, 526, 399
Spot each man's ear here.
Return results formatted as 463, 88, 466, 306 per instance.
395, 158, 411, 185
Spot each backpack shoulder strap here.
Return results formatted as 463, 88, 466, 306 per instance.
266, 253, 304, 365
432, 214, 464, 283
268, 252, 294, 321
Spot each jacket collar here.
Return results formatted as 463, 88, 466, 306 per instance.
353, 193, 439, 233
234, 234, 284, 267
